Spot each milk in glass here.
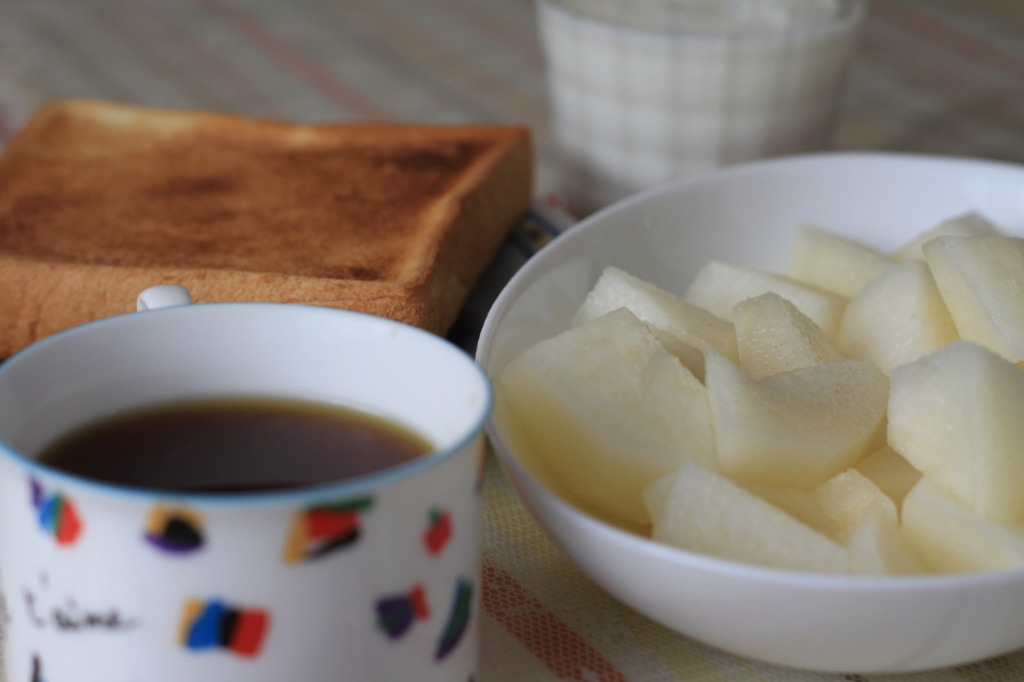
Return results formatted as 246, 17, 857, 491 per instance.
539, 0, 865, 214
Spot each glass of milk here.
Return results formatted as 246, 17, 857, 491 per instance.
538, 0, 866, 215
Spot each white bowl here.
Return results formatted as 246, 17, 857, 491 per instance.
476, 152, 1024, 674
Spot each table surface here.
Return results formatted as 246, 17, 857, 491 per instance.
3, 1, 1024, 680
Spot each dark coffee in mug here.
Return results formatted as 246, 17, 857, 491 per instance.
37, 396, 432, 493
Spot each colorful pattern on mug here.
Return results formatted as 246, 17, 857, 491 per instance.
179, 597, 270, 658
376, 584, 430, 640
29, 478, 82, 547
144, 506, 204, 554
423, 507, 453, 555
283, 495, 374, 564
436, 579, 474, 660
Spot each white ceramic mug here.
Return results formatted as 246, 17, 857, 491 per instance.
0, 290, 491, 681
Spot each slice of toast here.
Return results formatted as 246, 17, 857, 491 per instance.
0, 99, 532, 357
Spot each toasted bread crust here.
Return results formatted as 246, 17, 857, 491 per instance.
0, 99, 532, 356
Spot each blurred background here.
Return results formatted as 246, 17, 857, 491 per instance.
2, 0, 1024, 201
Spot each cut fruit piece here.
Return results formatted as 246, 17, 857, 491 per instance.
684, 260, 847, 337
836, 258, 959, 375
853, 445, 921, 506
644, 461, 849, 573
733, 292, 845, 380
704, 350, 889, 489
894, 211, 1002, 262
924, 235, 1024, 362
574, 265, 737, 360
497, 307, 715, 526
888, 340, 1024, 524
645, 331, 707, 382
811, 469, 897, 543
787, 223, 894, 298
846, 504, 926, 575
743, 482, 839, 539
901, 478, 1024, 573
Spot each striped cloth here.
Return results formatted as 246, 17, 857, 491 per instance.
3, 1, 1024, 680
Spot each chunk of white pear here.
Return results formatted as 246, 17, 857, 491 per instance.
924, 235, 1024, 362
788, 223, 894, 298
853, 445, 922, 506
644, 331, 707, 383
846, 504, 926, 575
888, 340, 1024, 524
574, 266, 739, 368
644, 461, 849, 573
741, 482, 840, 539
836, 258, 959, 375
497, 307, 715, 526
811, 469, 898, 543
901, 478, 1024, 573
685, 260, 847, 337
894, 211, 1001, 262
733, 292, 844, 380
704, 350, 889, 489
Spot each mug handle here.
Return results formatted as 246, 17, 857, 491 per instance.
136, 285, 194, 312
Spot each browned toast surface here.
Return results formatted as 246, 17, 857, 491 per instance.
0, 99, 533, 356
